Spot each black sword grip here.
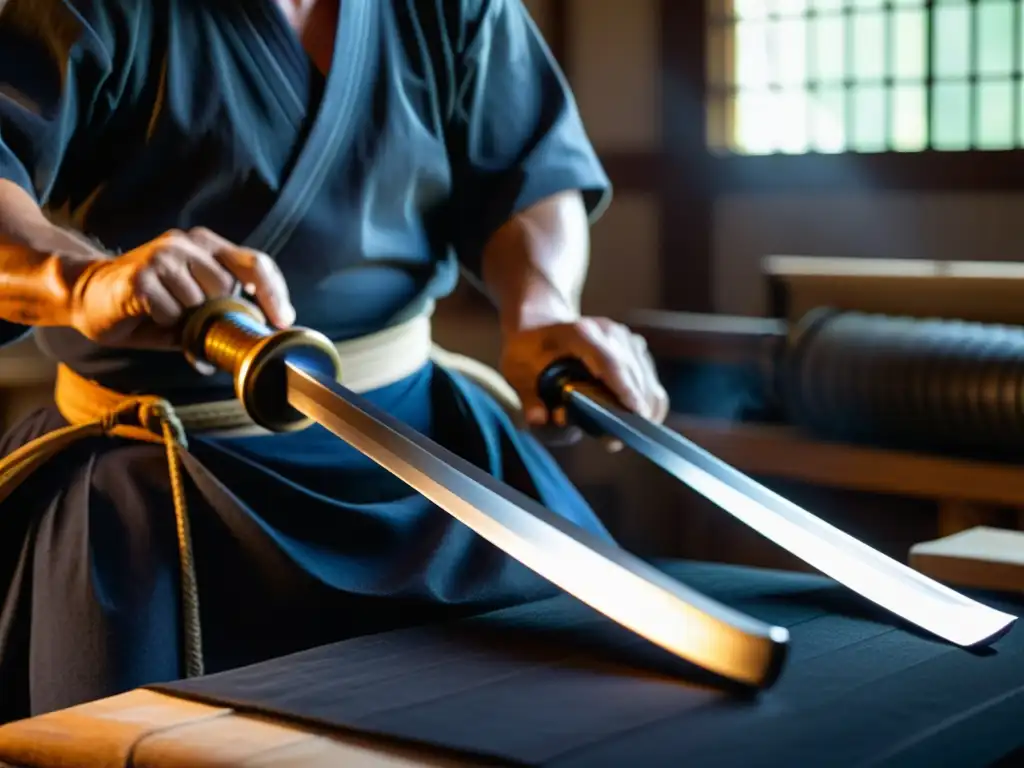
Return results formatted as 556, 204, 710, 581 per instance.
537, 357, 624, 438
537, 357, 595, 409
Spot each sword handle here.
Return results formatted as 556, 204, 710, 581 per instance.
537, 357, 620, 436
180, 297, 343, 432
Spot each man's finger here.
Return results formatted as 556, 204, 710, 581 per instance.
152, 247, 207, 308
512, 368, 584, 447
610, 324, 653, 419
519, 390, 550, 427
133, 268, 182, 327
188, 228, 295, 327
186, 251, 238, 299
630, 332, 669, 423
573, 321, 647, 415
227, 249, 295, 328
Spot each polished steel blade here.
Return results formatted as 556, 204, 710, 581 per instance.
559, 384, 1017, 648
284, 363, 790, 689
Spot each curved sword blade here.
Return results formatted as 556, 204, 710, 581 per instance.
555, 380, 1016, 648
284, 363, 790, 689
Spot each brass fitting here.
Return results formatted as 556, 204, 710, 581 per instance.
181, 297, 342, 432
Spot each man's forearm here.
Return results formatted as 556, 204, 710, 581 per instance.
480, 190, 591, 335
0, 179, 103, 327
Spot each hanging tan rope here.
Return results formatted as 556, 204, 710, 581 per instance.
0, 305, 521, 681
0, 394, 204, 677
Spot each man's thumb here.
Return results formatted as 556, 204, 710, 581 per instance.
520, 394, 549, 427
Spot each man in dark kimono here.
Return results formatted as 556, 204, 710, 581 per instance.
0, 0, 668, 720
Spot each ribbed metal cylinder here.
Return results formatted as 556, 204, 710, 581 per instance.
782, 309, 1024, 455
199, 312, 270, 377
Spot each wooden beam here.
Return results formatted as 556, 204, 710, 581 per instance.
547, 0, 570, 69
557, 1, 714, 310
659, 1, 714, 312
594, 147, 1024, 197
702, 150, 1024, 194
598, 151, 663, 194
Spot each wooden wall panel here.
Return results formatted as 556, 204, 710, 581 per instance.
521, 0, 556, 46
583, 193, 663, 317
554, 0, 666, 319
547, 0, 715, 312
714, 191, 1024, 316
706, 150, 1024, 195
565, 0, 661, 152
551, 0, 712, 312
658, 2, 713, 312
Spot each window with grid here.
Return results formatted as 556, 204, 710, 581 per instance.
707, 0, 1024, 155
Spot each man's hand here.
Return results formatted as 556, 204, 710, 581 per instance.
479, 191, 668, 442
69, 228, 294, 349
500, 317, 670, 446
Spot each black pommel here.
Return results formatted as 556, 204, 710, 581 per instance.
180, 297, 342, 432
536, 357, 599, 410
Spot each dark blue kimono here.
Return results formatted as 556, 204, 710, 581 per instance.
0, 0, 612, 720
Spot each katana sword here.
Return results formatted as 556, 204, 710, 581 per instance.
181, 299, 790, 689
537, 359, 1018, 648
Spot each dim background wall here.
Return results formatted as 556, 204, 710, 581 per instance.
714, 193, 1024, 316
556, 0, 662, 318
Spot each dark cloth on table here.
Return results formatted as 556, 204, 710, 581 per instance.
157, 561, 1024, 768
0, 0, 611, 720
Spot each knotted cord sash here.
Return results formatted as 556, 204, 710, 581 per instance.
0, 310, 521, 679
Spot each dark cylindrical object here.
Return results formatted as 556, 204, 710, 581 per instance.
783, 309, 1024, 455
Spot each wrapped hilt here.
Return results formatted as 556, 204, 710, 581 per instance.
180, 297, 342, 432
537, 357, 622, 438
537, 357, 598, 410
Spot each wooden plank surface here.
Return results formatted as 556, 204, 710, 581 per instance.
670, 414, 1024, 508
0, 689, 468, 768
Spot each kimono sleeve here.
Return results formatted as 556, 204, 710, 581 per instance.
0, 0, 122, 204
444, 0, 612, 276
0, 0, 122, 346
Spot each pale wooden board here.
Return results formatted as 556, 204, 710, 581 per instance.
0, 689, 474, 768
910, 526, 1024, 594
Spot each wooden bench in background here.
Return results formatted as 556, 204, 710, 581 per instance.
765, 254, 1024, 325
630, 309, 1024, 532
622, 255, 1024, 592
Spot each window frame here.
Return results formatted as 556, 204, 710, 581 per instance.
701, 0, 1024, 194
